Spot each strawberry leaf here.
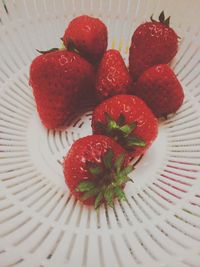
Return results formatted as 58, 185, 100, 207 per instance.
120, 165, 134, 176
103, 149, 114, 169
94, 192, 104, 209
116, 165, 134, 185
76, 181, 95, 192
86, 161, 103, 176
164, 16, 170, 27
117, 113, 126, 126
36, 48, 59, 54
150, 11, 170, 27
108, 120, 118, 131
104, 113, 118, 131
115, 173, 125, 186
114, 153, 126, 173
159, 11, 165, 23
89, 166, 103, 176
114, 187, 126, 201
82, 188, 100, 200
126, 136, 146, 147
104, 188, 114, 208
120, 122, 136, 136
66, 38, 80, 54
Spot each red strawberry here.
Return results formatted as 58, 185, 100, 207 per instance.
134, 64, 184, 117
64, 135, 133, 208
96, 49, 132, 101
63, 15, 107, 64
129, 11, 178, 82
29, 50, 95, 129
92, 95, 158, 158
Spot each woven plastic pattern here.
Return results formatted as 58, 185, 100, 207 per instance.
0, 1, 200, 267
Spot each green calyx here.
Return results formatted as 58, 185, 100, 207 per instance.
75, 149, 134, 209
36, 48, 60, 54
36, 38, 79, 55
65, 38, 81, 55
96, 113, 146, 151
150, 11, 170, 27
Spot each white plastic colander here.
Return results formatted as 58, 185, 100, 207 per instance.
0, 1, 200, 267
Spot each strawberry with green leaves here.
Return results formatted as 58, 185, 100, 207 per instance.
92, 95, 158, 158
129, 11, 178, 82
64, 135, 133, 209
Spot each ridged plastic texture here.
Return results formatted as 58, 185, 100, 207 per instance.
0, 0, 200, 267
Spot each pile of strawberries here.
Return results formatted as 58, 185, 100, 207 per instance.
29, 12, 184, 209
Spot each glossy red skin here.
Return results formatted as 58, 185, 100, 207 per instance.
129, 21, 178, 82
134, 64, 184, 117
92, 95, 158, 158
96, 49, 132, 101
64, 135, 127, 205
29, 50, 95, 129
63, 15, 107, 64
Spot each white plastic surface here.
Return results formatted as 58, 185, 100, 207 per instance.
0, 1, 200, 267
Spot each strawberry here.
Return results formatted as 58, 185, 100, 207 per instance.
134, 64, 184, 117
63, 15, 108, 64
64, 135, 133, 208
29, 50, 95, 129
96, 49, 132, 101
92, 95, 158, 158
129, 11, 178, 82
